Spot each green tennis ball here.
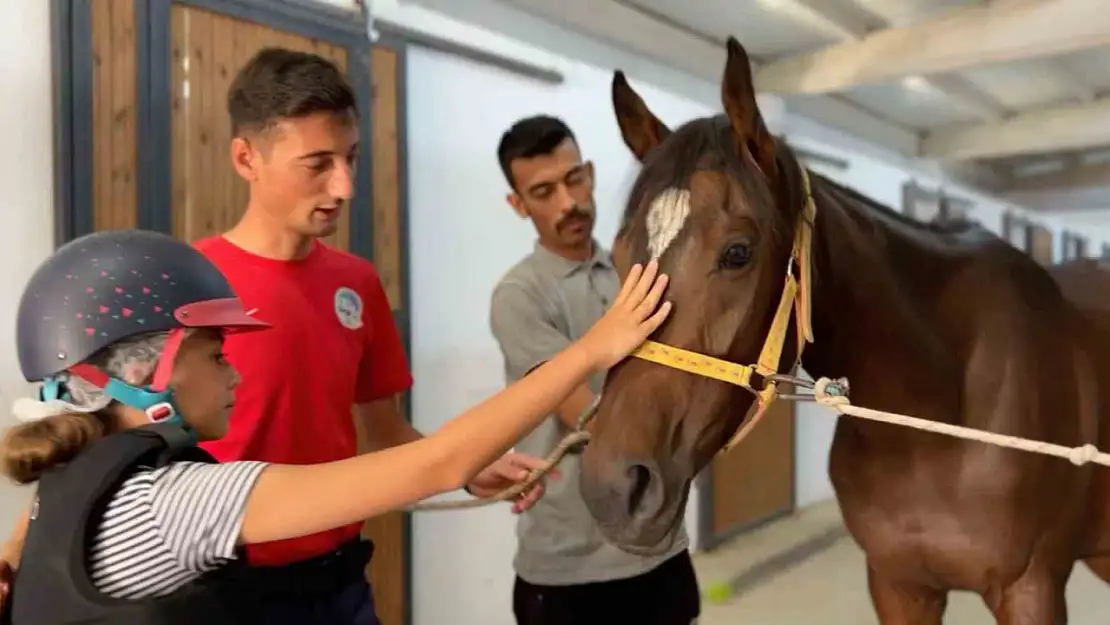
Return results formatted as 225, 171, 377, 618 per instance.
703, 580, 733, 604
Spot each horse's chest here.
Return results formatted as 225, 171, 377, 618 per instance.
829, 427, 1038, 587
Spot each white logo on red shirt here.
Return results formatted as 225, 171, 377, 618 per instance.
334, 286, 364, 330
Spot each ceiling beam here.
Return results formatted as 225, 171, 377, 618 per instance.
938, 160, 1009, 193
497, 0, 727, 82
754, 0, 1110, 96
1055, 63, 1099, 103
1001, 185, 1110, 213
1002, 160, 1110, 193
787, 0, 883, 39
496, 0, 921, 156
920, 97, 1110, 160
998, 160, 1110, 212
783, 94, 918, 155
788, 0, 1006, 120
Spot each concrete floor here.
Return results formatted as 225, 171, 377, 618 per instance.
692, 502, 1108, 624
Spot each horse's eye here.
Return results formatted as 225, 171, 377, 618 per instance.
718, 243, 752, 269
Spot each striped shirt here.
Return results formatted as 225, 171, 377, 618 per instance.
88, 460, 269, 598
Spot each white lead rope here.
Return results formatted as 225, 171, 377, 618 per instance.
404, 430, 591, 512
406, 375, 1110, 513
405, 399, 600, 512
811, 377, 1110, 467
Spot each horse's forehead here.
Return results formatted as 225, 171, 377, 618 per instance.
642, 166, 740, 259
645, 187, 692, 261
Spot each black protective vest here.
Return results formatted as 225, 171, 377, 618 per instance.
7, 423, 261, 624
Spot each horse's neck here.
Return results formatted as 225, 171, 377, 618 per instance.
798, 183, 964, 422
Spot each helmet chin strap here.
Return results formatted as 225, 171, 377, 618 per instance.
64, 329, 196, 442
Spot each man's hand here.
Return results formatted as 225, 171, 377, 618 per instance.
0, 501, 29, 611
0, 559, 13, 616
1, 526, 24, 615
465, 452, 560, 514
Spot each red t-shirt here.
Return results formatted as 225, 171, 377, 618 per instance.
194, 236, 413, 566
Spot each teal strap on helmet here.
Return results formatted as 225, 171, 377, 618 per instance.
40, 377, 65, 402
41, 372, 196, 443
102, 379, 196, 443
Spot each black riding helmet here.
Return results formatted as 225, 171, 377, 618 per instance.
16, 229, 269, 429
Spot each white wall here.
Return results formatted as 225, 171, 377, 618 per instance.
0, 1, 58, 535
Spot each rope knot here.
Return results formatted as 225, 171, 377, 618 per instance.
814, 377, 851, 407
1068, 443, 1099, 466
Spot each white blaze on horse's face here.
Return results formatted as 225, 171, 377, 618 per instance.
645, 188, 692, 261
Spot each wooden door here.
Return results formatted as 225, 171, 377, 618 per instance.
81, 2, 410, 623
360, 44, 409, 625
702, 383, 795, 547
88, 0, 139, 231
1028, 223, 1055, 265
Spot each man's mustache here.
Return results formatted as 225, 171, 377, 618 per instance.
557, 207, 593, 230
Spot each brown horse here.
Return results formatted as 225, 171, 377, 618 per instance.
579, 36, 1110, 624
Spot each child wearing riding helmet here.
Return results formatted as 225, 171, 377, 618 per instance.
0, 229, 670, 624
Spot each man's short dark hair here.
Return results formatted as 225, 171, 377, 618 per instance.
497, 115, 577, 189
227, 47, 357, 137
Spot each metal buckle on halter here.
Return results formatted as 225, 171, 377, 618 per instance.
762, 373, 820, 402
744, 366, 770, 393
766, 373, 815, 389
745, 368, 811, 394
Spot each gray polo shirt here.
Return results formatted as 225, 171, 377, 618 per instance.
489, 240, 690, 586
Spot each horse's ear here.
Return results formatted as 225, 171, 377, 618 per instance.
721, 37, 778, 180
612, 71, 671, 162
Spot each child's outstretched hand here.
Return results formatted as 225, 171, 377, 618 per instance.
579, 260, 671, 371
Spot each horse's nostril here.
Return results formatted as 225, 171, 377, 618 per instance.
625, 464, 652, 515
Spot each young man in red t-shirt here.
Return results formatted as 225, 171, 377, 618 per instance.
191, 48, 551, 624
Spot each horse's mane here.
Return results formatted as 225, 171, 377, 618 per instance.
810, 171, 988, 238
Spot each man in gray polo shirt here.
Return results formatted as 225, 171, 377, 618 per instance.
489, 115, 700, 625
